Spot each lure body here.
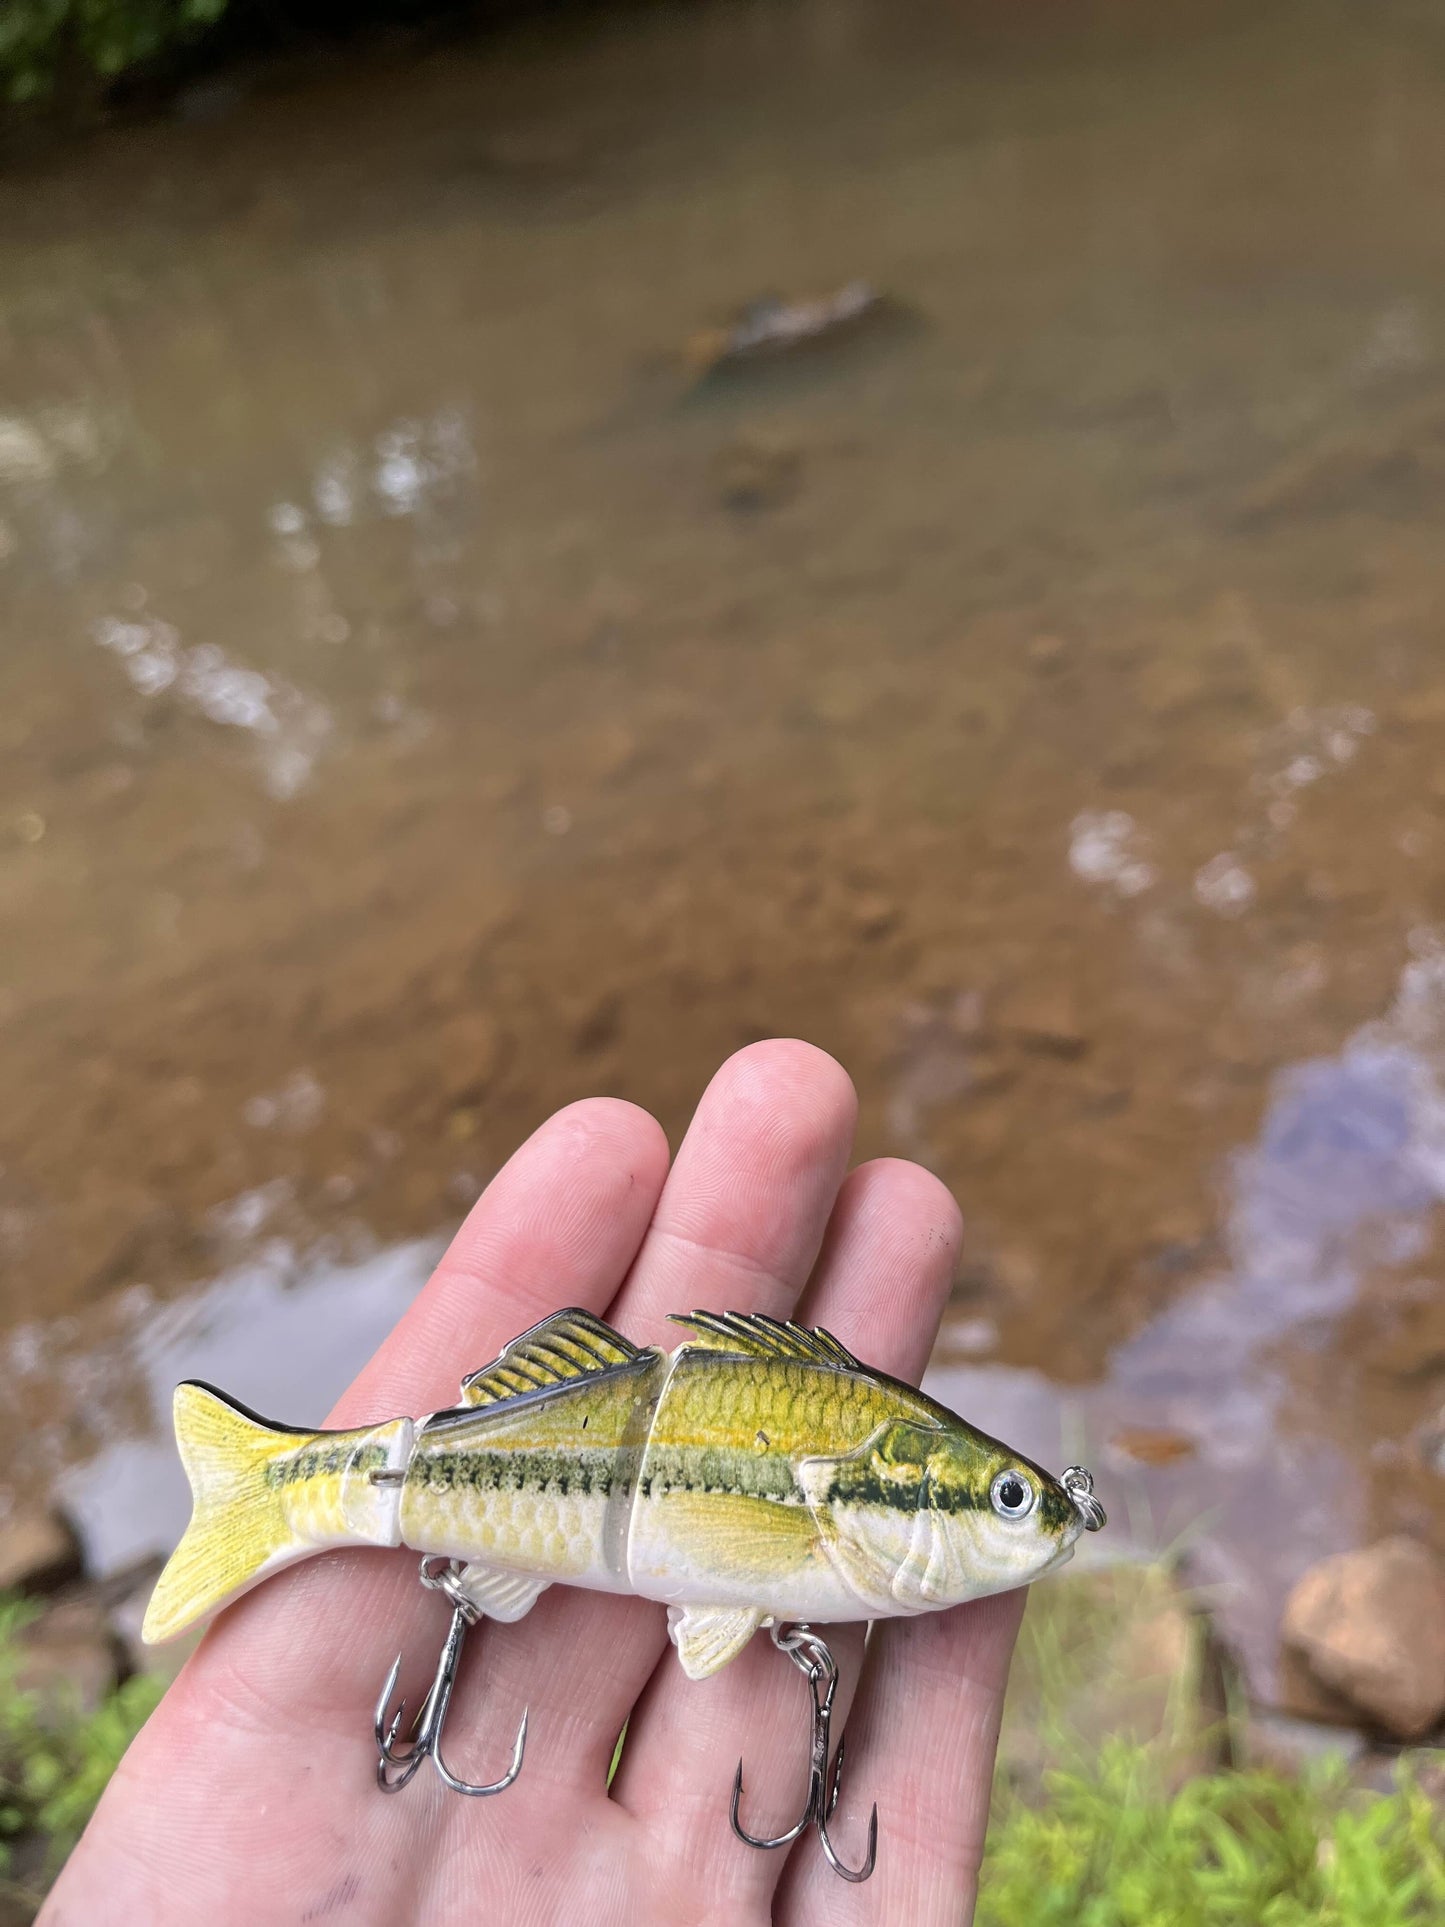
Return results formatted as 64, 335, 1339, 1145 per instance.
144, 1309, 1100, 1677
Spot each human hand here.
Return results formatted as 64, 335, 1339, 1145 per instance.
43, 1041, 1025, 1926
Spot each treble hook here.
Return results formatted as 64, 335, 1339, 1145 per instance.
731, 1622, 878, 1883
373, 1555, 528, 1797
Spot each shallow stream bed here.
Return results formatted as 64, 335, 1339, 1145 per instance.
4, 0, 1445, 1707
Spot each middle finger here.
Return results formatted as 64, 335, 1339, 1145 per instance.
614, 1155, 962, 1909
455, 1039, 859, 1810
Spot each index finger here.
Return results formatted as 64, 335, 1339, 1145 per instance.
43, 1095, 671, 1927
169, 1093, 668, 1710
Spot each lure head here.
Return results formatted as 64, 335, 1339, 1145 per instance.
800, 1412, 1104, 1615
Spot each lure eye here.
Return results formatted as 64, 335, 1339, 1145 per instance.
990, 1470, 1036, 1519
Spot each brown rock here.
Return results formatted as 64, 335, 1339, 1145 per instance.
997, 980, 1088, 1056
15, 1598, 120, 1723
0, 1509, 81, 1595
1280, 1536, 1445, 1739
1107, 1426, 1196, 1469
1276, 1639, 1363, 1726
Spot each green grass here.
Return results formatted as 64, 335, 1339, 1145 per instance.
980, 1561, 1445, 1926
0, 1597, 163, 1912
2, 1577, 1443, 1921
978, 1742, 1445, 1927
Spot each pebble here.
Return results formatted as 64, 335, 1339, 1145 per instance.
1280, 1536, 1445, 1739
849, 892, 900, 940
996, 980, 1088, 1056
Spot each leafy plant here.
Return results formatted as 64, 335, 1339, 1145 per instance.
0, 1595, 164, 1906
4, 1573, 1444, 1922
0, 0, 229, 103
977, 1740, 1445, 1926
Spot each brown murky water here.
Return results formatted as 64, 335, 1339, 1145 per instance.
4, 0, 1445, 1703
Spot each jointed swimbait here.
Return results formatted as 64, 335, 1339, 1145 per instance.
145, 1307, 1103, 1876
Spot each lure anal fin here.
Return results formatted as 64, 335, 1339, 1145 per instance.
667, 1604, 766, 1679
453, 1564, 551, 1624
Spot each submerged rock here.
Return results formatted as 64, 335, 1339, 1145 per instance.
684, 283, 915, 393
1280, 1536, 1445, 1740
687, 282, 883, 375
996, 980, 1089, 1057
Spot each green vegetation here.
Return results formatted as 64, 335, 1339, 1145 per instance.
0, 1598, 163, 1911
979, 1742, 1445, 1927
2, 1575, 1443, 1920
1, 0, 228, 102
978, 1562, 1445, 1924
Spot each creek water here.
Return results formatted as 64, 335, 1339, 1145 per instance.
3, 0, 1445, 1704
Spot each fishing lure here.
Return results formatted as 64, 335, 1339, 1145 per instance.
145, 1307, 1104, 1879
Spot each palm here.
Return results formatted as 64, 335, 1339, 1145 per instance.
45, 1043, 1024, 1927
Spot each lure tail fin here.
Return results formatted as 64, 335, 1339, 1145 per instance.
142, 1382, 321, 1646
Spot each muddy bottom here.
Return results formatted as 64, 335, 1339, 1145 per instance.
3, 0, 1445, 1705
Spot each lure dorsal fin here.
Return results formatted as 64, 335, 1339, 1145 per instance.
460, 1308, 642, 1407
668, 1310, 862, 1371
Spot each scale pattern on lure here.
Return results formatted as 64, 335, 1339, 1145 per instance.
144, 1306, 1105, 1674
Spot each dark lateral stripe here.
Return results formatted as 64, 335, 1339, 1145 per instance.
825, 1461, 1075, 1529
822, 1464, 985, 1513
639, 1444, 803, 1504
265, 1442, 388, 1488
413, 1448, 622, 1500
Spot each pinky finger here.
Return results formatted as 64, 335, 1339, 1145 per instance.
778, 1585, 1026, 1927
